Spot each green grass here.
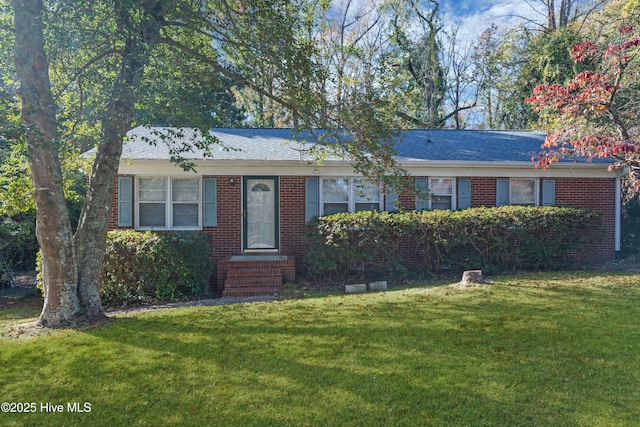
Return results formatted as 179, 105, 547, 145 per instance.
0, 308, 39, 328
1, 271, 639, 426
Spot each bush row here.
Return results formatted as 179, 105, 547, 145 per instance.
304, 206, 602, 281
38, 230, 213, 306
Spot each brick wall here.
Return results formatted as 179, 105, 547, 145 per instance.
552, 177, 616, 263
202, 176, 242, 291
469, 177, 498, 207
279, 176, 308, 271
109, 174, 618, 286
475, 176, 615, 262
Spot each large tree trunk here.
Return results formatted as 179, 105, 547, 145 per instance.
13, 0, 80, 326
74, 0, 165, 319
13, 0, 166, 326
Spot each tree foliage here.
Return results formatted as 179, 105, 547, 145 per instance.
525, 24, 640, 181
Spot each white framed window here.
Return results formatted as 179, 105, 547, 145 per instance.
136, 177, 201, 229
496, 178, 539, 206
429, 178, 454, 210
416, 178, 456, 210
510, 178, 537, 206
320, 178, 381, 215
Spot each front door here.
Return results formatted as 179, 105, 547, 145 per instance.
243, 177, 278, 250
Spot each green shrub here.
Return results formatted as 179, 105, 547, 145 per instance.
101, 230, 213, 306
304, 206, 601, 281
37, 230, 213, 306
0, 255, 13, 288
304, 211, 413, 281
0, 211, 38, 271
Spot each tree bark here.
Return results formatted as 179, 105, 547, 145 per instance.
13, 0, 166, 326
74, 0, 165, 319
547, 0, 557, 32
13, 0, 79, 326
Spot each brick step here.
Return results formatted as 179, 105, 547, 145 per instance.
226, 268, 282, 278
224, 276, 283, 288
222, 287, 280, 297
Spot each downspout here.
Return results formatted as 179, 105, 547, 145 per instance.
615, 174, 622, 254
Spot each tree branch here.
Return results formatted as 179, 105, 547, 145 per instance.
157, 36, 298, 112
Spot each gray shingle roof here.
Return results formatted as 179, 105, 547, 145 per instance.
110, 125, 597, 164
394, 129, 548, 162
119, 127, 313, 162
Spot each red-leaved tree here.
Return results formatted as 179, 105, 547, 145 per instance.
525, 25, 640, 184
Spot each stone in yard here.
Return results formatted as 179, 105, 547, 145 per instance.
368, 281, 388, 292
461, 270, 484, 285
345, 284, 367, 294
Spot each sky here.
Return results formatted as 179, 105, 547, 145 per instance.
439, 0, 546, 39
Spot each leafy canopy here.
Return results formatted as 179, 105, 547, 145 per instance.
525, 24, 640, 182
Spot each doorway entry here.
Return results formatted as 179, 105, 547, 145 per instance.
243, 177, 279, 250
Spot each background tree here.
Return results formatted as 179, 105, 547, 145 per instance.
525, 25, 640, 175
387, 0, 446, 127
441, 25, 476, 129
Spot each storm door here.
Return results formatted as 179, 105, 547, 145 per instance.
243, 177, 279, 250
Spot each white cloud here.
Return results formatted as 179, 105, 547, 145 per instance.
442, 0, 546, 42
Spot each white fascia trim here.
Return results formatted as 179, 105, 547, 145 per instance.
118, 159, 621, 179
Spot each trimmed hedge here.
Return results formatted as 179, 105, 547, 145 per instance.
100, 230, 213, 305
304, 206, 602, 281
37, 230, 213, 306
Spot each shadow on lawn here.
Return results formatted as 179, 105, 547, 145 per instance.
83, 319, 504, 423
74, 282, 640, 425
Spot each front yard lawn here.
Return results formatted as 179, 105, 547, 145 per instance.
1, 271, 639, 426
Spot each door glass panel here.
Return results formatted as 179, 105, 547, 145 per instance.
246, 178, 276, 249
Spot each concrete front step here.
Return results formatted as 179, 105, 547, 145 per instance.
222, 287, 280, 297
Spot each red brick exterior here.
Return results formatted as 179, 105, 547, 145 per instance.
108, 174, 618, 287
551, 177, 616, 263
469, 177, 498, 207
278, 176, 308, 269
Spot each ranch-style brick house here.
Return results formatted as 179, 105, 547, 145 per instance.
106, 126, 623, 296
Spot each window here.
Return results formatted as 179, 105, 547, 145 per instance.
429, 178, 454, 210
354, 179, 381, 211
138, 177, 168, 227
416, 178, 455, 210
137, 177, 201, 229
322, 178, 349, 215
510, 179, 536, 206
496, 178, 538, 206
321, 178, 381, 215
